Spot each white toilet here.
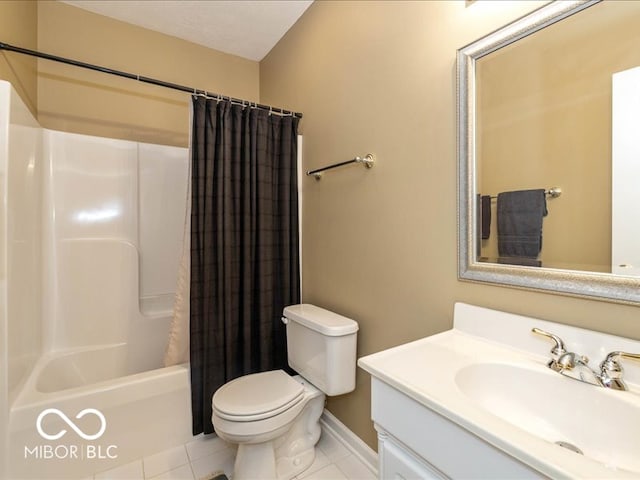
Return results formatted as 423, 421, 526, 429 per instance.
211, 304, 359, 480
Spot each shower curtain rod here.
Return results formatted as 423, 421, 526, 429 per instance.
0, 41, 303, 118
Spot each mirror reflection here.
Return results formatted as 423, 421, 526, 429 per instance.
475, 0, 640, 276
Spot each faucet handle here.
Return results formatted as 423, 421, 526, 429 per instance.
600, 351, 640, 376
531, 327, 567, 360
599, 351, 640, 391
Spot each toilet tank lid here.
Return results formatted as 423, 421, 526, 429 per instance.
283, 304, 358, 336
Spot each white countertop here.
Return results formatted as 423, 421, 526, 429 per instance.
358, 303, 640, 479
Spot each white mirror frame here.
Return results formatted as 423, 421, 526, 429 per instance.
457, 0, 640, 305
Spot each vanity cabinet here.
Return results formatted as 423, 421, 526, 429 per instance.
371, 378, 542, 479
377, 430, 445, 480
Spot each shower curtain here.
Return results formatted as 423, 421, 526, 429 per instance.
187, 96, 300, 435
164, 139, 192, 368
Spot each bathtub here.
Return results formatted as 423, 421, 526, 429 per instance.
8, 344, 193, 479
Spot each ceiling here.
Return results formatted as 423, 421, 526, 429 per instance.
62, 0, 314, 62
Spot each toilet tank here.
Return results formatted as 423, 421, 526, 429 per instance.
282, 304, 358, 396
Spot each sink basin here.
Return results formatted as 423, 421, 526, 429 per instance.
455, 362, 640, 474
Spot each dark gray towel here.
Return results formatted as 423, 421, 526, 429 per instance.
481, 195, 491, 239
497, 189, 548, 259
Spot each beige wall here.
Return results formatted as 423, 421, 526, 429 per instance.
37, 1, 259, 147
0, 1, 38, 116
261, 0, 640, 450
478, 1, 640, 271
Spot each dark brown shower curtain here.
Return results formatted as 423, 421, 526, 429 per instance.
190, 96, 300, 435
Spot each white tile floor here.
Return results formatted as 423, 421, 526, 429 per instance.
90, 426, 377, 480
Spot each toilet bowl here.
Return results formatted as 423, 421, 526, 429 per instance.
213, 373, 324, 479
211, 304, 359, 480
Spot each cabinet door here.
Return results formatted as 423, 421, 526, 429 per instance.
380, 434, 446, 480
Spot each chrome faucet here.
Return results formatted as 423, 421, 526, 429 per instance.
531, 328, 640, 391
598, 351, 640, 391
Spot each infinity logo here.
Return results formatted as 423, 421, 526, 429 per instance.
36, 408, 107, 441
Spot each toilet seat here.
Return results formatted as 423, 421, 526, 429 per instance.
213, 370, 305, 422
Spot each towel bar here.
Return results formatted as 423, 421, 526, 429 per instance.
307, 154, 375, 180
489, 187, 561, 200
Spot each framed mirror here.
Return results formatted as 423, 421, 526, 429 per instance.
457, 0, 640, 304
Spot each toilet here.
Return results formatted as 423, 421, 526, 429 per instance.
211, 304, 359, 480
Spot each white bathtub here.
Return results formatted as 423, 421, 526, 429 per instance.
8, 344, 193, 479
0, 114, 195, 479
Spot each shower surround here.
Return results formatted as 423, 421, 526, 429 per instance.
0, 81, 193, 479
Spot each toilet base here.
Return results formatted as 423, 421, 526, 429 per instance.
234, 442, 277, 480
228, 391, 325, 480
277, 448, 315, 479
274, 393, 324, 479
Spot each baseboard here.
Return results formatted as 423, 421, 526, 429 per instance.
320, 409, 378, 475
